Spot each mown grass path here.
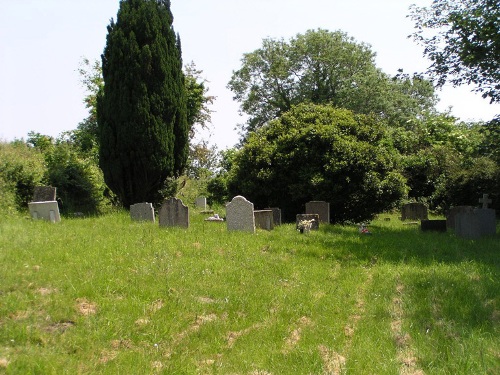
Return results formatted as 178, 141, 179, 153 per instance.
0, 211, 498, 374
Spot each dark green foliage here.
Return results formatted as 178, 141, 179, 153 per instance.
97, 0, 188, 208
227, 104, 407, 223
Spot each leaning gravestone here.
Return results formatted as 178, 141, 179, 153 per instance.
32, 186, 56, 202
401, 203, 428, 221
296, 214, 320, 231
305, 201, 330, 223
159, 198, 189, 228
195, 196, 207, 211
265, 207, 282, 226
28, 201, 61, 223
254, 210, 274, 231
446, 206, 474, 230
130, 202, 155, 223
226, 196, 255, 232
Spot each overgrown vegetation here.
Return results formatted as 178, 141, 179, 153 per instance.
0, 212, 498, 374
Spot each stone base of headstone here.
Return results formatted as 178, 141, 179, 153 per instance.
421, 219, 447, 232
296, 214, 319, 231
28, 201, 61, 223
254, 210, 274, 230
130, 202, 155, 222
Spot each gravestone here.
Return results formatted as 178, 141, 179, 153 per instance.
158, 198, 189, 228
479, 193, 492, 208
254, 210, 274, 231
296, 214, 320, 231
446, 206, 474, 230
28, 201, 61, 223
305, 201, 330, 223
455, 208, 496, 239
32, 186, 56, 202
130, 202, 155, 223
401, 203, 428, 221
264, 207, 281, 226
195, 196, 207, 211
421, 219, 447, 232
226, 196, 255, 232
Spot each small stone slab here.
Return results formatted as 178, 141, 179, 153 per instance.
130, 202, 155, 223
28, 201, 61, 223
421, 219, 447, 232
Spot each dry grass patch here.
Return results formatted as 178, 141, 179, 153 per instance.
0, 358, 9, 368
76, 298, 97, 316
282, 316, 313, 353
318, 345, 346, 375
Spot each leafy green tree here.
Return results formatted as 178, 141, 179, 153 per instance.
409, 0, 500, 103
97, 0, 188, 207
228, 29, 436, 136
227, 103, 407, 223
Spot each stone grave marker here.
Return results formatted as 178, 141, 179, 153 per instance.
130, 202, 155, 223
421, 219, 447, 232
226, 196, 255, 232
265, 207, 282, 226
32, 186, 56, 202
159, 198, 189, 228
305, 201, 330, 223
296, 214, 320, 231
446, 206, 474, 230
455, 208, 496, 239
254, 210, 274, 231
401, 203, 428, 221
195, 196, 207, 211
479, 193, 492, 208
28, 201, 61, 223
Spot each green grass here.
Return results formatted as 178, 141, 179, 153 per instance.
0, 211, 498, 374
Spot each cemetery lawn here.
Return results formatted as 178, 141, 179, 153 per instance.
0, 211, 499, 374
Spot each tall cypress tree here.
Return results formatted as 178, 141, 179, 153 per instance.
97, 0, 188, 208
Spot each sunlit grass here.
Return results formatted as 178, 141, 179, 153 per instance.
0, 211, 498, 374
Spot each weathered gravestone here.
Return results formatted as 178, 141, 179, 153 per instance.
28, 201, 61, 223
159, 198, 189, 228
226, 196, 255, 232
479, 193, 492, 208
32, 186, 57, 202
130, 202, 155, 223
254, 210, 274, 231
296, 214, 320, 231
265, 207, 282, 226
195, 196, 207, 211
305, 201, 330, 223
401, 203, 428, 221
446, 206, 474, 230
421, 219, 447, 232
455, 208, 496, 239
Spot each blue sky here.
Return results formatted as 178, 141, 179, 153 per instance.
1, 0, 499, 149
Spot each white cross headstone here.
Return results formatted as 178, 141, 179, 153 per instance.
479, 194, 492, 208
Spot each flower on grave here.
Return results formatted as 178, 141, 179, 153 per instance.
297, 219, 314, 232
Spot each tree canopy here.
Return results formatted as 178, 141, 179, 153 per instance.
228, 29, 437, 137
409, 0, 500, 104
97, 0, 188, 208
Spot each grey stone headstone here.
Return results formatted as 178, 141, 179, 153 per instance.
159, 198, 189, 228
455, 208, 496, 239
130, 202, 155, 223
401, 203, 428, 221
195, 196, 207, 210
265, 207, 282, 226
479, 193, 492, 208
296, 214, 320, 231
254, 210, 274, 231
28, 201, 61, 223
475, 208, 496, 236
32, 186, 56, 202
421, 219, 447, 232
446, 206, 474, 230
226, 196, 255, 232
305, 201, 330, 223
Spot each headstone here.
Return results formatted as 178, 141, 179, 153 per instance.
455, 208, 496, 239
305, 201, 330, 223
401, 203, 428, 221
28, 201, 61, 223
226, 196, 255, 232
254, 210, 274, 231
32, 186, 56, 202
446, 206, 474, 230
158, 198, 189, 228
479, 193, 492, 208
195, 196, 207, 211
421, 219, 447, 232
130, 202, 155, 223
264, 207, 282, 226
296, 214, 320, 231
